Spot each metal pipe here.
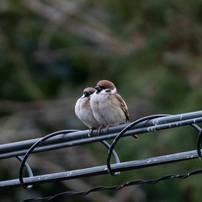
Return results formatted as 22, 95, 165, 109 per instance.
1, 111, 202, 154
0, 149, 198, 188
0, 111, 202, 159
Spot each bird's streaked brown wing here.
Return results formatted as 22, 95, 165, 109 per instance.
114, 93, 129, 121
114, 93, 138, 139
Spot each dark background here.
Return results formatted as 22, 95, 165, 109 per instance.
0, 0, 202, 201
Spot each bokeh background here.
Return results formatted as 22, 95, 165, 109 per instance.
1, 0, 202, 201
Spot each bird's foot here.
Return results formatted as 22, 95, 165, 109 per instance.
105, 124, 111, 131
89, 127, 95, 134
97, 124, 105, 135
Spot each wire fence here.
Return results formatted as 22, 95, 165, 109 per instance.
19, 169, 202, 202
0, 110, 202, 201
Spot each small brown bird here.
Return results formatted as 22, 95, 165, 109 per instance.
75, 87, 100, 132
90, 80, 138, 138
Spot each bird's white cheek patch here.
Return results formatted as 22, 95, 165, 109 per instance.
99, 90, 108, 95
111, 88, 117, 94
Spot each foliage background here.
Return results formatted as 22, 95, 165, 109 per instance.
0, 0, 202, 201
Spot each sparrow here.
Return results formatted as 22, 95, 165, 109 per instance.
75, 87, 100, 133
90, 80, 138, 138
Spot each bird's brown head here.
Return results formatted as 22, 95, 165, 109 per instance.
83, 87, 96, 97
95, 80, 116, 94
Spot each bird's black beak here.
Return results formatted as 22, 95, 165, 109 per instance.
95, 86, 102, 94
83, 91, 90, 97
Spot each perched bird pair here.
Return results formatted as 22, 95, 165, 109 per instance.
75, 80, 137, 138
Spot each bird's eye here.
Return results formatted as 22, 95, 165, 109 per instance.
105, 89, 110, 92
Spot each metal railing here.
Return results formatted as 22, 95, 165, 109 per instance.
0, 110, 202, 191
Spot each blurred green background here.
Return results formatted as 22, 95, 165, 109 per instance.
0, 0, 202, 201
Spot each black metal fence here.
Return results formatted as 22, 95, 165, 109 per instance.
0, 111, 202, 201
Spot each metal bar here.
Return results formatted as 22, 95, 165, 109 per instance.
0, 110, 202, 188
0, 116, 202, 159
0, 112, 202, 160
0, 149, 199, 188
1, 111, 202, 154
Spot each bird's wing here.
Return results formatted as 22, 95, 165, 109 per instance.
114, 93, 129, 121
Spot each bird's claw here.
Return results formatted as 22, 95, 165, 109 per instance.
97, 124, 105, 135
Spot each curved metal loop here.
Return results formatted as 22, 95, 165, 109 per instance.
16, 156, 33, 189
107, 114, 170, 176
19, 129, 121, 188
19, 129, 79, 189
191, 124, 202, 159
100, 141, 120, 176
